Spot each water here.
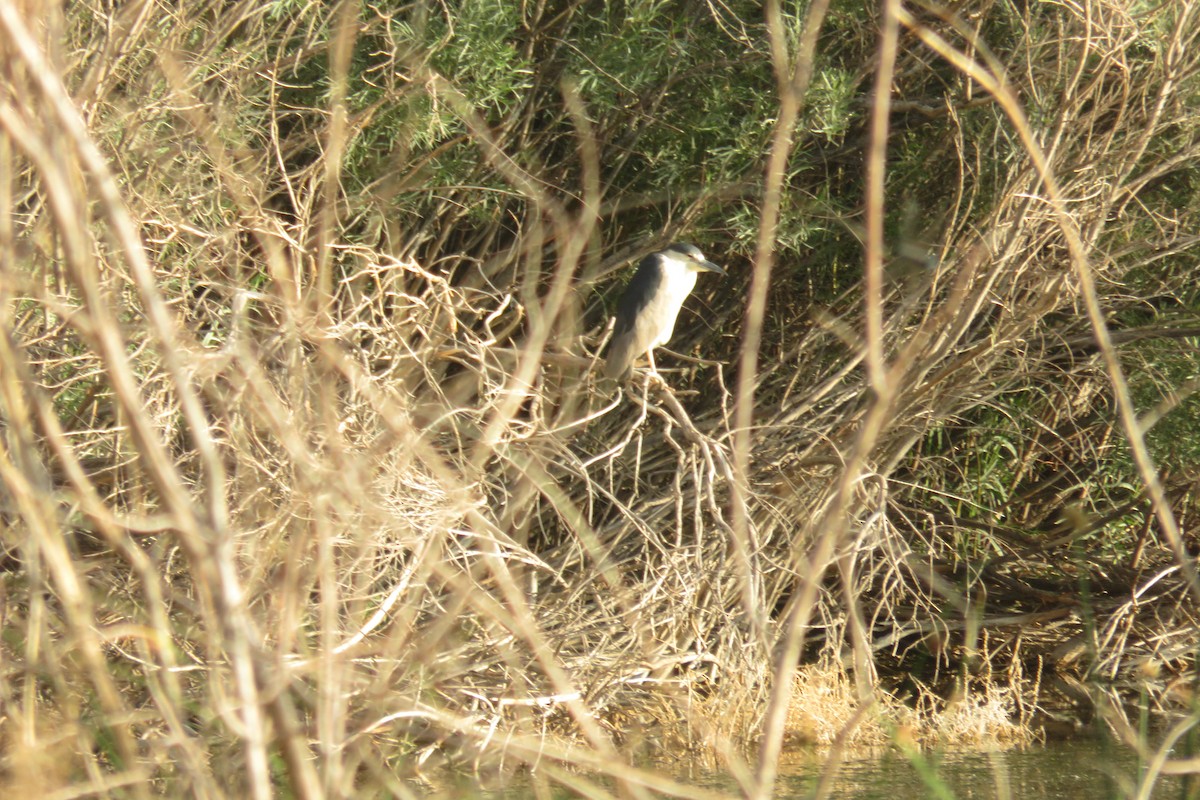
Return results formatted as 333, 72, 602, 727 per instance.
760, 738, 1193, 799
473, 737, 1197, 799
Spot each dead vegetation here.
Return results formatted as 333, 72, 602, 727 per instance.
2, 0, 1200, 797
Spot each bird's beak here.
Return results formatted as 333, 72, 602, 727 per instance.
696, 258, 726, 276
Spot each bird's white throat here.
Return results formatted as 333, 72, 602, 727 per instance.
659, 253, 701, 303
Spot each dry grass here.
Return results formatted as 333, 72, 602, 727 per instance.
2, 1, 1200, 798
782, 661, 1027, 748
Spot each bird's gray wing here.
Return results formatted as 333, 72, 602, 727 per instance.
604, 255, 661, 380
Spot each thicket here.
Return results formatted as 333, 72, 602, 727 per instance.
2, 0, 1200, 797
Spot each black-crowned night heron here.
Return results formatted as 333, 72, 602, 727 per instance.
604, 242, 726, 381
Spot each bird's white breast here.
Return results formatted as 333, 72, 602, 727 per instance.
650, 254, 699, 346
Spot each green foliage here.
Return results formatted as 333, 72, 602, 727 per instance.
215, 0, 890, 273
425, 1, 534, 117
806, 66, 856, 142
1132, 336, 1200, 471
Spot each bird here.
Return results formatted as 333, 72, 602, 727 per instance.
604, 242, 726, 381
